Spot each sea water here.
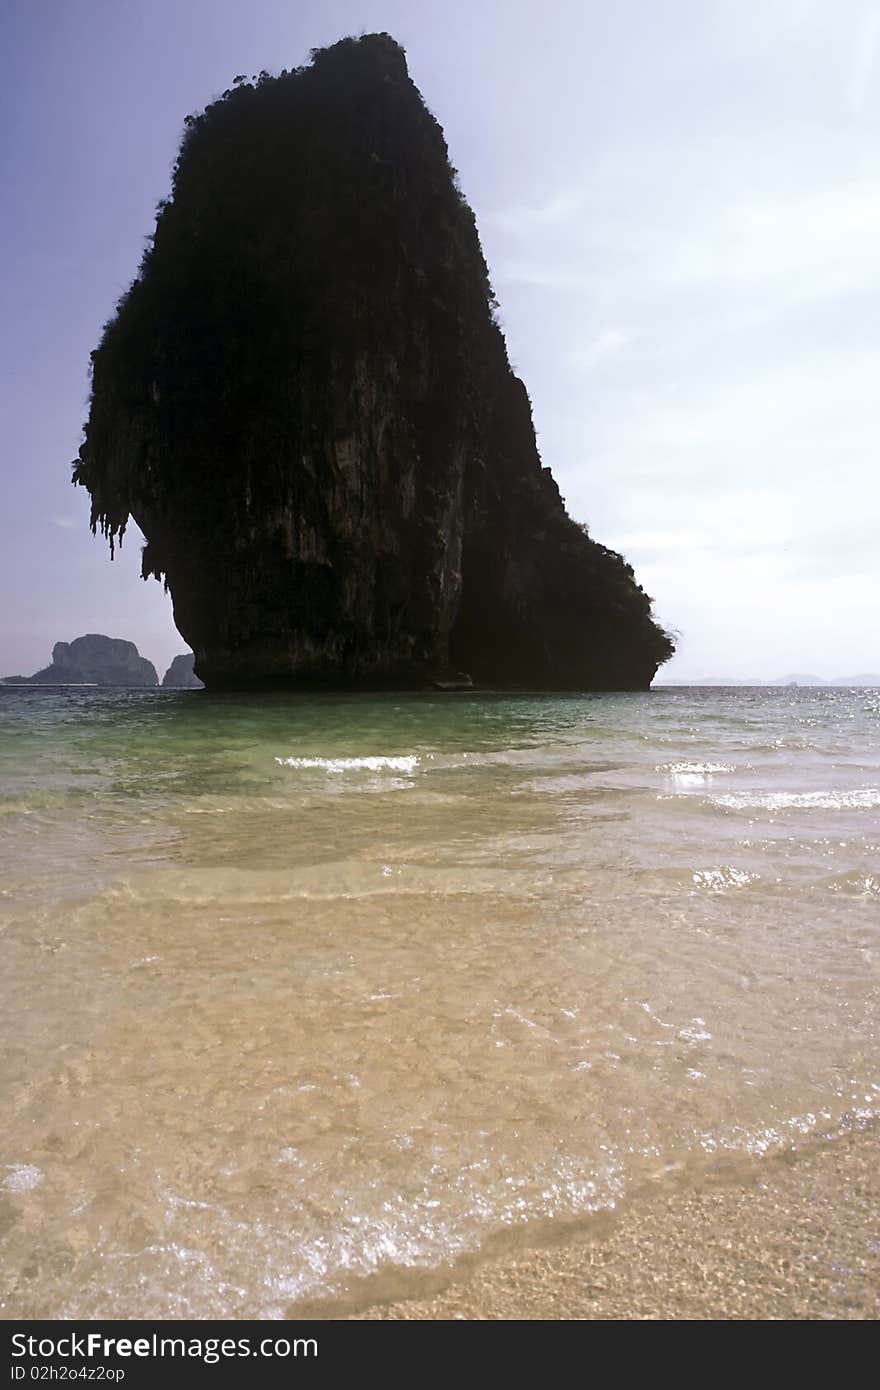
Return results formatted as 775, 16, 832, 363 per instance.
0, 685, 878, 1317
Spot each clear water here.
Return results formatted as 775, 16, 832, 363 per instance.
1, 685, 878, 1317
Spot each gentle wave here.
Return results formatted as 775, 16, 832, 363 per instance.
691, 866, 760, 892
825, 873, 880, 897
711, 788, 880, 811
95, 861, 564, 906
2, 1164, 44, 1193
275, 754, 420, 773
657, 761, 737, 775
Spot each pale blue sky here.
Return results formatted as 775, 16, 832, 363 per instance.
2, 0, 879, 680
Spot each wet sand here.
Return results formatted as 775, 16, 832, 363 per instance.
356, 1124, 880, 1319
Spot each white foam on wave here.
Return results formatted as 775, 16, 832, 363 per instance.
257, 1159, 621, 1316
275, 755, 420, 774
712, 788, 880, 811
828, 874, 880, 898
2, 1164, 44, 1193
657, 761, 736, 775
678, 1017, 712, 1043
692, 866, 759, 892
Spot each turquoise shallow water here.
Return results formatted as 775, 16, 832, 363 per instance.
1, 685, 878, 1316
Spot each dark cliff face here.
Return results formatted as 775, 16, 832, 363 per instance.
73, 33, 673, 690
16, 635, 158, 686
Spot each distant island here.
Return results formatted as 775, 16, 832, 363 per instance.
71, 33, 673, 692
161, 653, 204, 688
2, 634, 158, 686
655, 673, 880, 687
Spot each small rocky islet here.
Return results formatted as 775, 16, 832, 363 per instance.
2, 637, 204, 689
2, 634, 158, 687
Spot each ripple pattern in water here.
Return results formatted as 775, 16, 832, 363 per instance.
0, 685, 878, 1317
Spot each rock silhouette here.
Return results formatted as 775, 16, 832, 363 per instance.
4, 635, 158, 686
73, 33, 673, 690
161, 653, 204, 688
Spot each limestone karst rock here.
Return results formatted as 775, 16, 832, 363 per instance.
161, 653, 204, 688
6, 635, 158, 686
73, 33, 673, 690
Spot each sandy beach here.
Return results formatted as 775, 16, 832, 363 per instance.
356, 1122, 880, 1319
